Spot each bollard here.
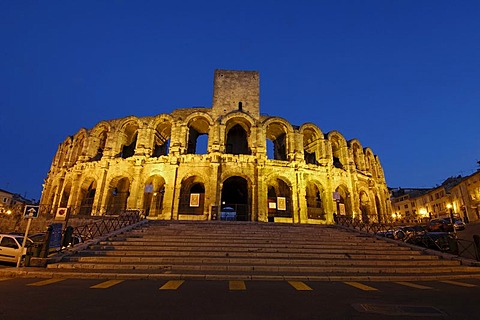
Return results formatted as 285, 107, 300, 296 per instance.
62, 226, 74, 248
39, 225, 53, 258
473, 235, 480, 261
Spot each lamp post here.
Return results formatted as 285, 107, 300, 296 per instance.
446, 203, 457, 236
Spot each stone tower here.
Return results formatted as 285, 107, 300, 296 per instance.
212, 69, 260, 119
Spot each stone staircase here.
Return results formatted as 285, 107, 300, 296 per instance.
46, 221, 480, 281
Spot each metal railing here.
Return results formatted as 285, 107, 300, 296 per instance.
71, 210, 142, 242
336, 215, 480, 261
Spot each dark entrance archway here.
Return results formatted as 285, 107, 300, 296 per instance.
221, 176, 249, 221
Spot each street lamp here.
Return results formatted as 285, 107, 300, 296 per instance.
446, 203, 457, 236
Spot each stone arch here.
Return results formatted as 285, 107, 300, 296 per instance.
364, 148, 378, 177
56, 137, 73, 169
89, 122, 110, 161
375, 194, 383, 223
266, 175, 293, 221
358, 189, 372, 222
349, 139, 365, 171
151, 116, 173, 157
305, 180, 326, 220
78, 178, 97, 216
143, 175, 166, 217
221, 176, 250, 221
300, 123, 323, 165
263, 117, 294, 161
59, 180, 73, 208
70, 129, 87, 165
117, 117, 141, 159
105, 176, 131, 214
185, 113, 212, 154
334, 184, 352, 217
327, 131, 348, 169
224, 116, 254, 155
178, 175, 206, 215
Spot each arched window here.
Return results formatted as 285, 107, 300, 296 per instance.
226, 124, 250, 155
266, 122, 288, 161
152, 121, 172, 157
186, 117, 209, 154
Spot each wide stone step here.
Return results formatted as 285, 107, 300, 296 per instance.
78, 250, 433, 260
62, 256, 459, 267
47, 262, 477, 275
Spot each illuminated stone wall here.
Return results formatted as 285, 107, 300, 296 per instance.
40, 70, 391, 224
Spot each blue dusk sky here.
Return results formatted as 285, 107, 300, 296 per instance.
1, 1, 479, 201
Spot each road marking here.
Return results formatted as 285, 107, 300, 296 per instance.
441, 280, 477, 288
27, 278, 66, 286
344, 282, 378, 291
394, 281, 432, 289
229, 280, 246, 291
159, 280, 184, 290
90, 280, 124, 289
0, 278, 11, 282
288, 281, 313, 291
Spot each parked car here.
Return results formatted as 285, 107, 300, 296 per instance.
0, 234, 33, 264
441, 218, 466, 231
376, 225, 426, 241
220, 207, 237, 221
426, 218, 454, 232
406, 231, 457, 253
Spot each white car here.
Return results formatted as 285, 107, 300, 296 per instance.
0, 234, 32, 264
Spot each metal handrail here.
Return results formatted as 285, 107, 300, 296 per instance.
71, 210, 142, 242
336, 215, 480, 261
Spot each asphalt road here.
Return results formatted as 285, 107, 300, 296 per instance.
1, 277, 480, 320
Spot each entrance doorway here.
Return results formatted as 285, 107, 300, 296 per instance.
221, 176, 249, 221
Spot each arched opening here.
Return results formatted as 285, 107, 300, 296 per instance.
359, 191, 370, 223
267, 178, 292, 222
179, 177, 205, 215
221, 176, 250, 221
152, 121, 172, 157
306, 182, 325, 220
79, 181, 96, 216
303, 128, 318, 165
334, 185, 351, 218
106, 177, 130, 214
92, 130, 108, 161
59, 182, 72, 208
351, 143, 365, 171
186, 117, 209, 154
226, 124, 250, 155
143, 175, 166, 217
70, 134, 85, 165
120, 123, 139, 159
266, 122, 288, 161
375, 195, 383, 223
331, 138, 343, 169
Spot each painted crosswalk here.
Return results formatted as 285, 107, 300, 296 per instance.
27, 278, 66, 286
343, 281, 378, 291
229, 280, 246, 290
90, 280, 124, 289
288, 281, 313, 291
4, 278, 479, 291
159, 280, 185, 290
394, 281, 432, 289
441, 280, 477, 288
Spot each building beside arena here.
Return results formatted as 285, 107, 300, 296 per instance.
40, 70, 391, 224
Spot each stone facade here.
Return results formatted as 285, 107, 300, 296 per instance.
40, 70, 390, 224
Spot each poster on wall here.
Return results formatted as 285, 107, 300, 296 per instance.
339, 203, 346, 215
190, 193, 200, 207
277, 197, 286, 211
268, 202, 277, 209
